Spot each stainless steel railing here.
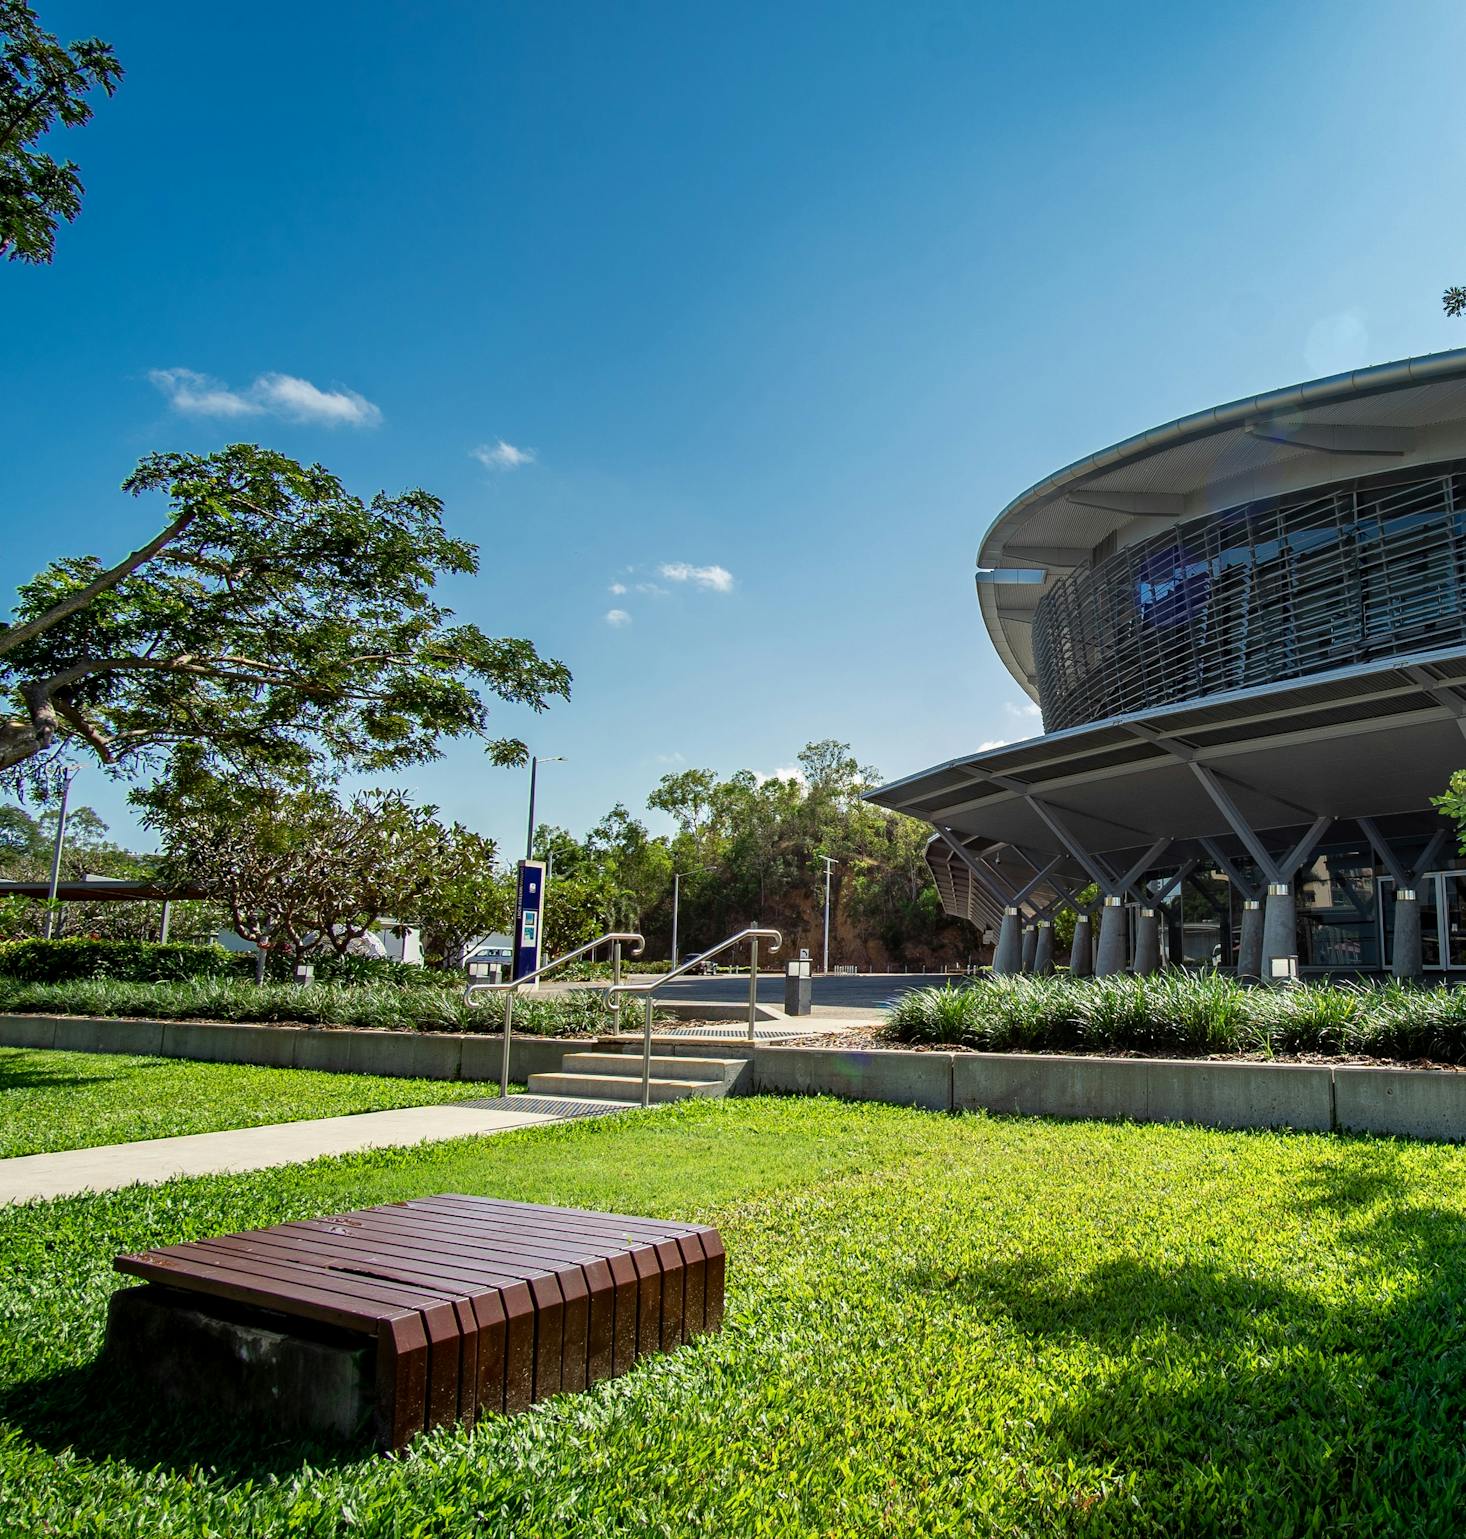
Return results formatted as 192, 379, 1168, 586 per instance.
607, 926, 782, 1108
464, 931, 644, 1099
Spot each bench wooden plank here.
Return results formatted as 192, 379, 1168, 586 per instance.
332, 1207, 628, 1388
110, 1195, 724, 1449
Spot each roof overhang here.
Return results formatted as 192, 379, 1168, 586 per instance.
0, 879, 205, 902
980, 348, 1466, 696
868, 646, 1466, 885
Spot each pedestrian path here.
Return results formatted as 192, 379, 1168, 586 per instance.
0, 1100, 576, 1205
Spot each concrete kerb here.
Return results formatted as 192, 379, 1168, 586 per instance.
7, 1012, 1466, 1142
751, 1045, 953, 1112
952, 1053, 1334, 1133
1334, 1064, 1466, 1140
161, 1020, 303, 1068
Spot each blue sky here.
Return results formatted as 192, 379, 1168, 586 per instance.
8, 0, 1466, 855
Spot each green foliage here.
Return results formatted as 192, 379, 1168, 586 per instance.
541, 739, 973, 969
1434, 768, 1466, 852
0, 1047, 505, 1157
1, 444, 569, 788
0, 936, 237, 982
0, 1, 122, 264
0, 974, 623, 1035
888, 973, 1466, 1062
4, 1102, 1466, 1533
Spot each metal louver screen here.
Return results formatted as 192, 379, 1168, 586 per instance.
1034, 461, 1466, 730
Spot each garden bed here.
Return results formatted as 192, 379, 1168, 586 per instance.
0, 976, 626, 1037
883, 973, 1466, 1065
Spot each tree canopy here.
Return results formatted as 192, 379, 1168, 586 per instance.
533, 740, 974, 968
0, 0, 121, 264
143, 774, 508, 972
1, 445, 571, 793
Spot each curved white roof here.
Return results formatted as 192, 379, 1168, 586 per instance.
981, 347, 1466, 696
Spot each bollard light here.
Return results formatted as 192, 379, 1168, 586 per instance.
294, 962, 315, 987
467, 960, 491, 982
1269, 955, 1298, 981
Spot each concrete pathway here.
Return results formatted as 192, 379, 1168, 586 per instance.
0, 1101, 567, 1205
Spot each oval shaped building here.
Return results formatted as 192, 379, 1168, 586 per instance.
868, 348, 1466, 980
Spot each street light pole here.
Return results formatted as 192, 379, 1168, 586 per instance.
671, 865, 710, 971
821, 855, 840, 974
44, 764, 79, 940
525, 754, 565, 862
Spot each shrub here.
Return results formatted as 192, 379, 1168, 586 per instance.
884, 973, 1466, 1062
0, 975, 631, 1036
0, 937, 238, 983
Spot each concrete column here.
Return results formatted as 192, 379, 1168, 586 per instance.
1237, 899, 1264, 981
1261, 881, 1297, 982
1133, 907, 1161, 974
1032, 920, 1055, 975
1021, 923, 1037, 973
1096, 895, 1128, 978
992, 907, 1022, 975
1392, 888, 1423, 981
1069, 913, 1093, 978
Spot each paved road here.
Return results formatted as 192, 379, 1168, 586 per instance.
652, 972, 956, 1012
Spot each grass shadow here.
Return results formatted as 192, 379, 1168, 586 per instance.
0, 1354, 376, 1483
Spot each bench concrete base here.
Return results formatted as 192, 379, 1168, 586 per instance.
106, 1285, 372, 1443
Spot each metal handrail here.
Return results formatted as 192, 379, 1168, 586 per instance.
608, 925, 781, 1107
465, 930, 644, 1098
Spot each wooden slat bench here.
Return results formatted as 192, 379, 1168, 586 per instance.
109, 1195, 724, 1449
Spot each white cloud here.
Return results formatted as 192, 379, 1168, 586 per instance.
754, 764, 806, 785
471, 439, 535, 470
608, 582, 627, 596
1003, 700, 1042, 720
605, 608, 631, 628
659, 561, 734, 593
976, 738, 1009, 751
149, 368, 382, 427
635, 582, 667, 596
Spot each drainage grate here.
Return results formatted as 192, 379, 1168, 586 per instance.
459, 1095, 638, 1118
648, 1023, 821, 1042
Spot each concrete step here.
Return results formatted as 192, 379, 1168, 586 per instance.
558, 1052, 745, 1084
525, 1071, 724, 1103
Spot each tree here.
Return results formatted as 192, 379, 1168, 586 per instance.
146, 776, 455, 978
1, 446, 571, 792
0, 802, 43, 859
412, 824, 512, 967
1, 1, 121, 264
1447, 289, 1466, 319
647, 768, 718, 837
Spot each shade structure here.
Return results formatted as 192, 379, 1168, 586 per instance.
870, 348, 1466, 975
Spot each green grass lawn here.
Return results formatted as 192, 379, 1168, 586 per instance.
3, 1098, 1465, 1536
0, 1047, 506, 1158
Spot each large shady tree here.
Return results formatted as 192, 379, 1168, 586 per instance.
0, 445, 571, 792
1, 0, 122, 264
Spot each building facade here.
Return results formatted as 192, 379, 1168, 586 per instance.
868, 349, 1466, 980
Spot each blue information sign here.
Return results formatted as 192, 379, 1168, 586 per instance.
513, 859, 546, 980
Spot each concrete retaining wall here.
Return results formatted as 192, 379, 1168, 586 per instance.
951, 1053, 1335, 1133
8, 1011, 1466, 1142
0, 1014, 569, 1084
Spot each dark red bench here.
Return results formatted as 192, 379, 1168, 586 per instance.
109, 1195, 724, 1448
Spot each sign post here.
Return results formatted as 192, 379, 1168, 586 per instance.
513, 859, 546, 981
